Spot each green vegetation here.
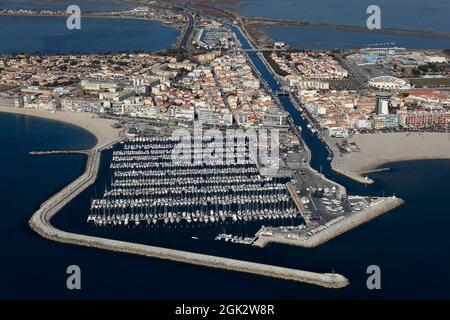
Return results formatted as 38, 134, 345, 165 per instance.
262, 52, 288, 77
409, 77, 450, 88
412, 62, 447, 76
0, 84, 17, 92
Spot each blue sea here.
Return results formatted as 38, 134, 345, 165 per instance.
1, 0, 450, 299
2, 111, 450, 299
0, 0, 448, 52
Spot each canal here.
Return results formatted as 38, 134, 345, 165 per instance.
231, 25, 378, 196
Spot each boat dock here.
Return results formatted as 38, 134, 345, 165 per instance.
88, 136, 301, 227
253, 196, 404, 248
28, 135, 349, 288
215, 233, 257, 245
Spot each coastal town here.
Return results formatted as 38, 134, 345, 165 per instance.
0, 50, 288, 128
1, 40, 448, 136
265, 46, 450, 182
1, 5, 448, 134
269, 48, 449, 134
0, 1, 449, 288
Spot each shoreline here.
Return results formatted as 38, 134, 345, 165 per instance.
332, 164, 375, 185
0, 105, 349, 288
238, 31, 405, 250
328, 132, 450, 185
0, 106, 120, 149
0, 11, 184, 53
253, 197, 404, 248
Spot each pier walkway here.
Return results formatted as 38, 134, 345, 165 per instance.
29, 150, 90, 156
253, 197, 404, 248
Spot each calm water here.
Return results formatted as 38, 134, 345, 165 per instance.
1, 0, 448, 51
1, 0, 450, 300
265, 28, 450, 50
233, 0, 450, 49
0, 0, 135, 11
2, 113, 450, 299
237, 0, 450, 32
0, 15, 179, 54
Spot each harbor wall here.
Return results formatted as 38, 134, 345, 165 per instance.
31, 217, 349, 289
28, 137, 349, 289
253, 197, 404, 248
25, 23, 352, 288
330, 163, 374, 185
322, 134, 375, 185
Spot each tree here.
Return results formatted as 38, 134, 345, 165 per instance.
412, 68, 421, 76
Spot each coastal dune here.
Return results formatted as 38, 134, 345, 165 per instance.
331, 132, 450, 184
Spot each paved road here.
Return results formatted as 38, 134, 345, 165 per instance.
179, 10, 194, 49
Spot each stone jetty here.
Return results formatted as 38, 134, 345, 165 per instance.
253, 197, 404, 248
28, 138, 349, 289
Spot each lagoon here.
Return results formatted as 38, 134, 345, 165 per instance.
1, 15, 180, 54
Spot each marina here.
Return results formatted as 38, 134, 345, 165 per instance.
23, 118, 347, 289
87, 136, 302, 228
0, 0, 448, 299
1, 14, 401, 293
4, 109, 445, 298
214, 233, 257, 245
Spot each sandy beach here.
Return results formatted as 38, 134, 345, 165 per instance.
0, 106, 121, 149
331, 132, 450, 184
